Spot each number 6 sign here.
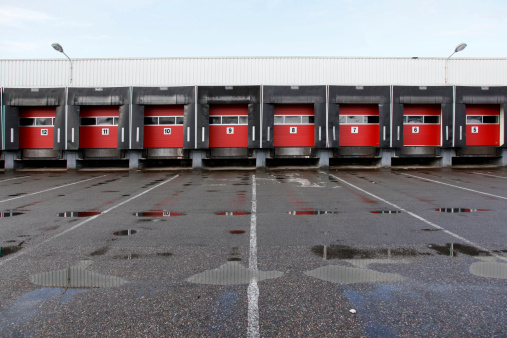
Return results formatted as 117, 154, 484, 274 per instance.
412, 126, 419, 133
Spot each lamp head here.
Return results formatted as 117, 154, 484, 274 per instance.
51, 43, 64, 53
455, 43, 467, 53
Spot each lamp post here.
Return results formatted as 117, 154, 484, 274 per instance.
51, 42, 73, 85
445, 42, 467, 84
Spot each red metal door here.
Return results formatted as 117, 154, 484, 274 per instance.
79, 106, 119, 149
403, 104, 441, 146
209, 104, 248, 148
19, 106, 56, 149
465, 105, 500, 146
274, 104, 314, 147
339, 104, 379, 146
144, 105, 184, 148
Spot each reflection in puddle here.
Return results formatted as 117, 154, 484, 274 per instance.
0, 211, 24, 217
0, 246, 21, 258
436, 208, 489, 213
113, 230, 137, 236
134, 211, 184, 217
186, 262, 283, 285
30, 260, 126, 288
428, 243, 491, 257
58, 211, 102, 217
312, 245, 426, 260
470, 262, 507, 279
370, 210, 401, 214
305, 265, 405, 284
216, 212, 250, 216
288, 210, 338, 215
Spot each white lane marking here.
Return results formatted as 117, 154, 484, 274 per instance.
324, 172, 507, 262
247, 174, 260, 338
401, 172, 507, 201
0, 175, 179, 267
0, 176, 30, 183
472, 172, 507, 180
0, 175, 107, 204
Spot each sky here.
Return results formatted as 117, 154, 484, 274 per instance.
1, 0, 507, 60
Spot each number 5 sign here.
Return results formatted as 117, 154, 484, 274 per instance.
471, 126, 479, 133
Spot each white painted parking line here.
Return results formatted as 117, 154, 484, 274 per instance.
472, 172, 507, 179
401, 172, 507, 201
248, 174, 260, 338
0, 174, 179, 267
0, 176, 30, 183
324, 172, 507, 262
0, 175, 108, 204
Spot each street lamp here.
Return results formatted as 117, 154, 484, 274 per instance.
445, 43, 467, 84
51, 42, 73, 85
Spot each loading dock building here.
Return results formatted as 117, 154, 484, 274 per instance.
1, 57, 506, 169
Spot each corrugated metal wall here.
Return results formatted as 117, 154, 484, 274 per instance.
1, 57, 506, 88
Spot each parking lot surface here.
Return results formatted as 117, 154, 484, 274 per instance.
1, 168, 507, 337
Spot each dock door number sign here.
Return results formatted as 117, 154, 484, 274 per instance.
412, 127, 419, 133
351, 127, 359, 133
471, 126, 479, 133
227, 127, 234, 134
102, 128, 109, 135
164, 128, 171, 135
41, 129, 49, 136
290, 127, 297, 134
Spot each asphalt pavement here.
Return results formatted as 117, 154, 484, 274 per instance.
0, 168, 506, 337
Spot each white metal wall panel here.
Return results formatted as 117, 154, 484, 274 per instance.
1, 57, 507, 88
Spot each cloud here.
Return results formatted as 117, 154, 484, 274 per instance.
0, 6, 52, 26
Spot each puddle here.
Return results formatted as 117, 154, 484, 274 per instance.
134, 211, 184, 217
30, 260, 126, 288
312, 245, 427, 260
216, 212, 250, 216
305, 265, 405, 284
422, 228, 440, 232
288, 210, 338, 215
114, 252, 173, 260
470, 262, 507, 279
90, 246, 109, 256
428, 243, 491, 257
370, 210, 401, 214
436, 208, 489, 213
229, 230, 246, 234
38, 226, 59, 231
58, 211, 102, 217
113, 230, 137, 236
1, 211, 24, 217
1, 246, 21, 258
186, 262, 283, 285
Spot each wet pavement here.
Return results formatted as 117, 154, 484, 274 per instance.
0, 169, 507, 336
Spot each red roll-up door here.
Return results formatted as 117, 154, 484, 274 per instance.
19, 106, 56, 149
465, 105, 500, 146
403, 104, 441, 146
79, 106, 119, 149
339, 104, 379, 146
274, 104, 314, 147
144, 105, 184, 148
209, 104, 249, 148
